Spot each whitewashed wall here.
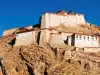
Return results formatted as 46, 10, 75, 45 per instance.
49, 34, 65, 45
39, 29, 51, 46
15, 31, 36, 46
41, 13, 86, 28
49, 33, 72, 47
74, 34, 99, 47
39, 28, 100, 48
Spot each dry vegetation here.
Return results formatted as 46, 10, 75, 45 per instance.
0, 24, 100, 75
56, 24, 100, 34
0, 37, 100, 75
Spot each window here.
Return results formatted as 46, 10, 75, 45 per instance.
84, 36, 85, 39
88, 36, 89, 41
80, 35, 82, 39
96, 37, 97, 40
76, 35, 78, 38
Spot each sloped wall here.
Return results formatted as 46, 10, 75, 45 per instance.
15, 31, 36, 46
39, 29, 51, 46
41, 13, 86, 28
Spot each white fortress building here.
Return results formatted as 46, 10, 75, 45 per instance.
39, 10, 100, 49
41, 10, 86, 28
2, 10, 100, 52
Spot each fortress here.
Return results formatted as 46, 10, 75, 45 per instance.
1, 10, 100, 75
2, 10, 100, 52
41, 10, 86, 28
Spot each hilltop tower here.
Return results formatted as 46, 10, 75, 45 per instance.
39, 10, 86, 46
40, 10, 86, 29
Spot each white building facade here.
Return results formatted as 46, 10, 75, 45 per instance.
47, 31, 100, 48
14, 31, 37, 46
72, 34, 100, 48
41, 11, 86, 28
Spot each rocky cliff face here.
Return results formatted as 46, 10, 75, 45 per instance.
0, 37, 100, 75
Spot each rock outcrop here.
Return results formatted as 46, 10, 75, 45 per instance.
0, 37, 100, 75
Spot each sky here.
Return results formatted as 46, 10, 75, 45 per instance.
0, 0, 100, 36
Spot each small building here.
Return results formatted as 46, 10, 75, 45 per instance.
71, 33, 99, 48
47, 31, 100, 48
39, 10, 87, 47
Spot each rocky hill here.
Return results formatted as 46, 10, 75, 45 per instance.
0, 37, 100, 75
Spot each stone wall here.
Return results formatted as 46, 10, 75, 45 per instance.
49, 33, 72, 47
39, 29, 100, 48
39, 29, 51, 46
83, 47, 100, 52
75, 47, 100, 52
3, 28, 18, 36
14, 31, 36, 46
39, 29, 59, 47
49, 33, 65, 46
3, 26, 33, 36
41, 12, 86, 28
